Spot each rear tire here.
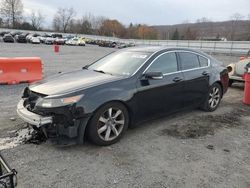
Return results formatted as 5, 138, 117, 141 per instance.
202, 83, 222, 112
87, 102, 129, 146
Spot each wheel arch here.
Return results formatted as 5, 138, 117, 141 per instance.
213, 81, 224, 98
214, 81, 223, 96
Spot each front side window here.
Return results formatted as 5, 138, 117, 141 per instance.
88, 51, 152, 76
146, 52, 178, 74
179, 52, 200, 70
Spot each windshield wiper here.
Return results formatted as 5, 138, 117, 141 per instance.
93, 69, 113, 75
82, 65, 89, 70
93, 70, 106, 74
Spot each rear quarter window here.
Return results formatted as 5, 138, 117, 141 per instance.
198, 56, 209, 67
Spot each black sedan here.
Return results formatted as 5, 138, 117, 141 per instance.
15, 34, 27, 43
17, 47, 229, 146
3, 34, 14, 43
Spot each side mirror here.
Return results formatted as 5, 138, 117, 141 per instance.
144, 72, 163, 80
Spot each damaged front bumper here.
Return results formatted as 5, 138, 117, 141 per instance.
17, 99, 53, 127
17, 99, 90, 145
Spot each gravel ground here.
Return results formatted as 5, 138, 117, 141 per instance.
0, 43, 249, 188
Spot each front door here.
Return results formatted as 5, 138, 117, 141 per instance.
135, 52, 185, 122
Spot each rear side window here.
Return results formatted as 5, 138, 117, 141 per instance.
179, 52, 200, 70
147, 52, 178, 74
198, 56, 209, 67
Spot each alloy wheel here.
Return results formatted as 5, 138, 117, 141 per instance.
208, 87, 221, 109
97, 107, 125, 141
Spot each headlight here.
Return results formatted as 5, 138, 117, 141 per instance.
36, 94, 84, 108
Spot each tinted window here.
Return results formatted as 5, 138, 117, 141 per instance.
199, 56, 209, 67
179, 52, 200, 70
147, 52, 178, 74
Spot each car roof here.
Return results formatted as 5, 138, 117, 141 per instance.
126, 46, 204, 54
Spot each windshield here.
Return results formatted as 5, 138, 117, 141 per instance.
88, 51, 151, 76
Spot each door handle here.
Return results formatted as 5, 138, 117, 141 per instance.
173, 77, 183, 82
202, 71, 209, 76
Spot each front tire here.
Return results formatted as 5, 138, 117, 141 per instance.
202, 83, 222, 112
87, 102, 129, 146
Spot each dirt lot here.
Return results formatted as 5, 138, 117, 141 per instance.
0, 43, 249, 188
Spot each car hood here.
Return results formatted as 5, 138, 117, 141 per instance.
30, 69, 122, 96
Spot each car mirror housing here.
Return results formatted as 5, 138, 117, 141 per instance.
144, 72, 163, 80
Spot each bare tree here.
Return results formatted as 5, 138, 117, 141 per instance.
0, 0, 23, 28
91, 16, 106, 29
196, 17, 213, 40
196, 17, 211, 23
77, 17, 93, 34
53, 7, 76, 33
231, 13, 245, 21
229, 13, 245, 40
247, 14, 250, 40
0, 17, 3, 27
30, 11, 44, 30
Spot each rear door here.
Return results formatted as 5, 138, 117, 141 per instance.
177, 51, 210, 107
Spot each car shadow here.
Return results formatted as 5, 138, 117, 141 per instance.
230, 83, 244, 91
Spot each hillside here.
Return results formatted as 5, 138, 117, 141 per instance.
153, 20, 250, 41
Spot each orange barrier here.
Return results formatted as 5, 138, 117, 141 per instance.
243, 72, 250, 105
0, 57, 43, 85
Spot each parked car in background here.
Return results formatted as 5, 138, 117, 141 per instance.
65, 37, 77, 45
3, 34, 14, 43
227, 50, 250, 86
54, 38, 66, 45
117, 42, 136, 49
64, 35, 75, 41
21, 33, 30, 38
0, 31, 9, 37
26, 33, 40, 43
78, 37, 86, 46
10, 31, 22, 37
15, 34, 27, 43
30, 37, 40, 44
65, 37, 85, 46
26, 34, 33, 43
17, 47, 229, 146
39, 34, 52, 43
50, 33, 65, 45
45, 37, 56, 45
99, 41, 117, 48
51, 33, 63, 38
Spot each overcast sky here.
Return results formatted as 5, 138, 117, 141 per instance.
22, 0, 250, 27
